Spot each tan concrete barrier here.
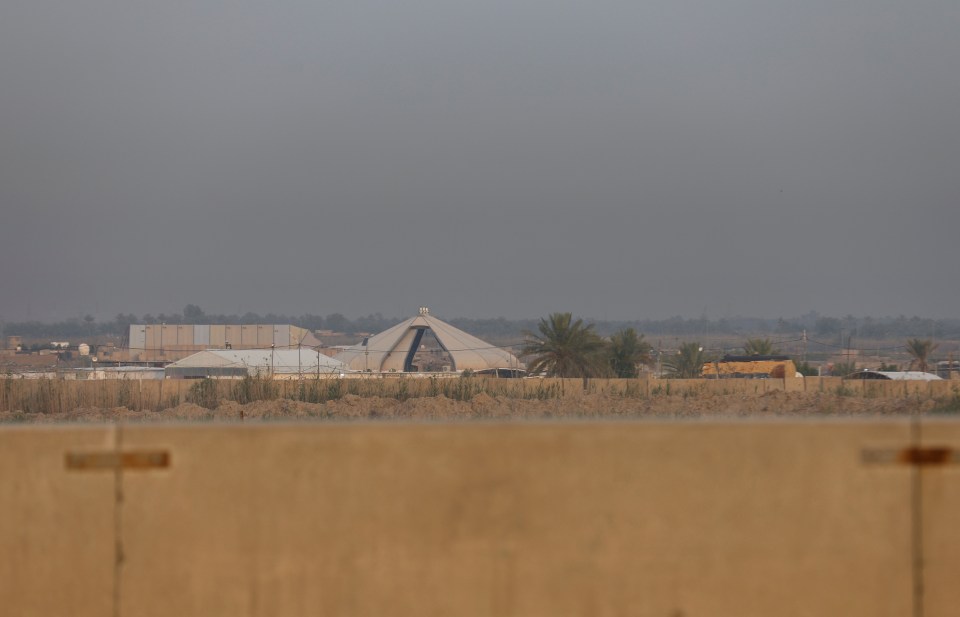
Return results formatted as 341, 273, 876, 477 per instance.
920, 420, 960, 617
4, 420, 960, 616
0, 426, 116, 617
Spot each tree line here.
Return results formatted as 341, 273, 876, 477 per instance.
3, 304, 959, 344
519, 313, 735, 380
520, 313, 945, 379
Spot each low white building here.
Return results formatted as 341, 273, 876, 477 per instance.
83, 366, 166, 380
850, 371, 943, 381
165, 349, 344, 379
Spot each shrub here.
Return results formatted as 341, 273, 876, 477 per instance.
187, 379, 219, 409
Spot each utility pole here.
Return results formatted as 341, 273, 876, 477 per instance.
656, 340, 662, 378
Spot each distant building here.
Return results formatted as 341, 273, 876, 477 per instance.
125, 324, 323, 363
165, 349, 344, 379
701, 355, 797, 379
850, 371, 943, 381
936, 361, 960, 380
335, 308, 522, 374
79, 366, 166, 380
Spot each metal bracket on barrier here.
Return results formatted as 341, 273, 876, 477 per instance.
65, 450, 170, 471
862, 447, 957, 466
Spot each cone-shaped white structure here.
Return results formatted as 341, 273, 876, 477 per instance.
335, 309, 521, 373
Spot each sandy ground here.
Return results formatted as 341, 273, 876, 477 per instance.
0, 390, 948, 424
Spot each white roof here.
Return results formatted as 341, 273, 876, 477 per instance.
855, 371, 943, 381
334, 311, 521, 372
168, 349, 343, 374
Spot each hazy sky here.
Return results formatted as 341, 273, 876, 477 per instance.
2, 0, 958, 322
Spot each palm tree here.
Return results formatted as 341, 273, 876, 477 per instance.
905, 338, 938, 373
663, 342, 706, 379
743, 338, 778, 356
607, 328, 653, 378
520, 313, 605, 381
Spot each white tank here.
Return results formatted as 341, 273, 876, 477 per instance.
78, 343, 91, 356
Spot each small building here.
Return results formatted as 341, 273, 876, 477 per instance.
78, 366, 166, 380
701, 355, 797, 379
936, 361, 960, 380
165, 349, 344, 379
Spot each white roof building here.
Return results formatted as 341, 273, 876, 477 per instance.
334, 308, 522, 374
166, 349, 344, 379
850, 370, 944, 381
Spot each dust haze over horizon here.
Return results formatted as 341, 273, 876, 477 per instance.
1, 1, 958, 323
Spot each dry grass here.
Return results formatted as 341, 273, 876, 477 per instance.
1, 376, 957, 423
0, 376, 561, 414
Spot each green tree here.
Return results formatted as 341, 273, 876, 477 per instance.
831, 360, 858, 377
325, 313, 352, 333
905, 338, 938, 373
183, 304, 206, 324
794, 361, 819, 377
743, 338, 779, 356
663, 342, 706, 379
607, 328, 652, 378
520, 313, 605, 380
815, 317, 842, 336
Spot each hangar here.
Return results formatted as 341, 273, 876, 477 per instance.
165, 349, 344, 379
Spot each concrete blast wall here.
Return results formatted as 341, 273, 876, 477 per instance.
2, 420, 960, 616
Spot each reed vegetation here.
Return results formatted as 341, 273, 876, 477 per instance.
0, 375, 954, 415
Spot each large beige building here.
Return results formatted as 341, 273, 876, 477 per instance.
335, 308, 522, 374
125, 324, 323, 362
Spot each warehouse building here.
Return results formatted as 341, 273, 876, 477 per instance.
126, 324, 323, 362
